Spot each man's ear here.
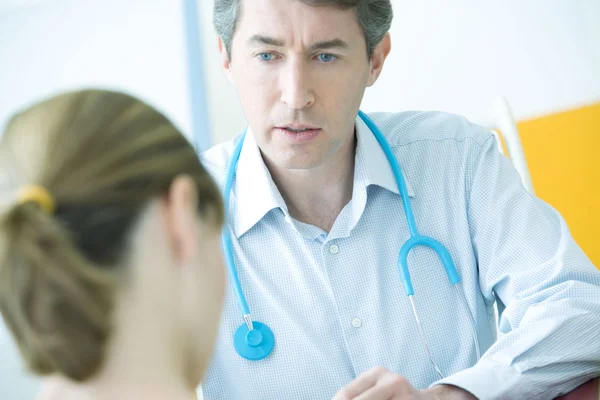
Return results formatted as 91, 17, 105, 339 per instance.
163, 175, 199, 265
367, 33, 392, 87
218, 37, 235, 84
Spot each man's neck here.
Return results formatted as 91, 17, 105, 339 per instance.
265, 133, 357, 233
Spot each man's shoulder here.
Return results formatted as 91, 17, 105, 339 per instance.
367, 111, 493, 149
199, 134, 243, 187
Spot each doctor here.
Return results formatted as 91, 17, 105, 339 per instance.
200, 0, 600, 399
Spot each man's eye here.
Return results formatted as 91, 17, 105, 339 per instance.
317, 53, 337, 63
258, 52, 276, 62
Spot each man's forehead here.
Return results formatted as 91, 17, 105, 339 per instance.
238, 0, 357, 23
236, 0, 362, 46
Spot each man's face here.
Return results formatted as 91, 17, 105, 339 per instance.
220, 0, 390, 171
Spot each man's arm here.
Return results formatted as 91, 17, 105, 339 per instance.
432, 132, 600, 399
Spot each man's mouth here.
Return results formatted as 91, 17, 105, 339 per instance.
274, 124, 321, 142
277, 124, 320, 132
284, 127, 314, 133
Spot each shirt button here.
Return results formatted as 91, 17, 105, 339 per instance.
351, 318, 362, 328
328, 244, 340, 255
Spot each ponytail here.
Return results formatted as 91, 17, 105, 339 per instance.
0, 200, 116, 381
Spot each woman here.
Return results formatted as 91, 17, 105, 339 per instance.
0, 89, 226, 399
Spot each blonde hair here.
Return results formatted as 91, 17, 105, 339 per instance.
0, 89, 224, 382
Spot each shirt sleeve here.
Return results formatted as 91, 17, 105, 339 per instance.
432, 132, 600, 399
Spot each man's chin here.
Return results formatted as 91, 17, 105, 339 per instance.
273, 156, 324, 171
260, 144, 326, 172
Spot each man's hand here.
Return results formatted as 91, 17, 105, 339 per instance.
332, 367, 477, 400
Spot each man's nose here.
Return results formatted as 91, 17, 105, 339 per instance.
280, 62, 315, 110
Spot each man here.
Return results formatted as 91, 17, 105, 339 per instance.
200, 0, 600, 398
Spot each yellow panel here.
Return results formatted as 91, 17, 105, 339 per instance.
516, 103, 600, 268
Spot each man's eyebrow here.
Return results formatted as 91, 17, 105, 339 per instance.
247, 36, 349, 51
248, 35, 285, 47
308, 39, 349, 52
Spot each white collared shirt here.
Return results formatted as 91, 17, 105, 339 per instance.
199, 111, 600, 399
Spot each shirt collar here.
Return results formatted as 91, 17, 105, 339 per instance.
355, 115, 415, 198
232, 129, 288, 238
231, 115, 415, 238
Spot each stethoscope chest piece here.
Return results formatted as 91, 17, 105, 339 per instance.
234, 321, 275, 360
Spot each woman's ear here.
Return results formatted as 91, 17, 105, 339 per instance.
162, 175, 199, 265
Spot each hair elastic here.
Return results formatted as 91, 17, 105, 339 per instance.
17, 185, 56, 214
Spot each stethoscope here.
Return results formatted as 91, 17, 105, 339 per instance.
221, 110, 481, 379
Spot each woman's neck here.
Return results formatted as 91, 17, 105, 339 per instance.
36, 264, 202, 400
36, 317, 199, 400
37, 377, 197, 400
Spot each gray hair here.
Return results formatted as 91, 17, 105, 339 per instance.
213, 0, 393, 60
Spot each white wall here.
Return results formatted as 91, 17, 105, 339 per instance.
0, 0, 192, 141
363, 0, 600, 122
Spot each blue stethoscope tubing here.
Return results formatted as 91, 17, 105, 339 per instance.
221, 111, 481, 376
